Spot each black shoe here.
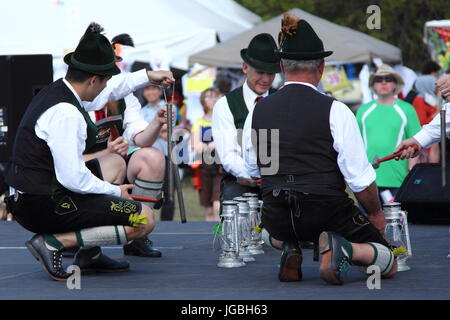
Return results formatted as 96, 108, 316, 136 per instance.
25, 234, 71, 281
318, 232, 351, 285
278, 242, 302, 282
73, 247, 130, 274
123, 237, 162, 257
62, 246, 80, 258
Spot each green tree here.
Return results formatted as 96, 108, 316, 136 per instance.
236, 0, 450, 70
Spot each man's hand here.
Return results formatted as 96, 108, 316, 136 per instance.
393, 137, 422, 160
147, 70, 175, 87
159, 124, 168, 141
155, 105, 176, 126
237, 177, 261, 187
367, 210, 387, 235
107, 136, 129, 157
436, 75, 450, 102
119, 184, 134, 199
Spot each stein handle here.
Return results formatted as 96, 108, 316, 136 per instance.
401, 210, 412, 257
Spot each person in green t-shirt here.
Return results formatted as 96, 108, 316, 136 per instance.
356, 64, 421, 202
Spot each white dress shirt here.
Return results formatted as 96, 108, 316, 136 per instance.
212, 81, 269, 180
86, 70, 152, 148
88, 93, 148, 148
11, 70, 151, 197
122, 93, 149, 146
83, 69, 149, 112
33, 79, 120, 196
413, 105, 450, 148
243, 81, 375, 193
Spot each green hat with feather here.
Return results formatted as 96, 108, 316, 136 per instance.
276, 14, 333, 60
64, 22, 121, 76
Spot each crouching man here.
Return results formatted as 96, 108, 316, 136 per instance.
5, 24, 174, 280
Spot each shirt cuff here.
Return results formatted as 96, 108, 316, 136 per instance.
347, 165, 376, 193
125, 122, 148, 146
112, 185, 121, 197
414, 129, 436, 149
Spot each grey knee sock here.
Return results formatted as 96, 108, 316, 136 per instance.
75, 226, 128, 247
132, 178, 163, 209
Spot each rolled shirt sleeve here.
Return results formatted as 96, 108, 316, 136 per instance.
122, 93, 148, 145
83, 69, 149, 112
330, 100, 376, 193
35, 103, 121, 196
414, 110, 450, 149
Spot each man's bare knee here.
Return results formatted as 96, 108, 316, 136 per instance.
99, 153, 127, 183
143, 148, 165, 173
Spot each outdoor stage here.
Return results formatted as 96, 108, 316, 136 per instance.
0, 221, 449, 300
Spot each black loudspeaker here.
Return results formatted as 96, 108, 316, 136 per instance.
0, 55, 53, 163
395, 163, 450, 224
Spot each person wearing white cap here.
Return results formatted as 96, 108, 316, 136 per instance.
356, 64, 421, 203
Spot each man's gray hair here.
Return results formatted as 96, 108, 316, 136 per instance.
281, 58, 323, 73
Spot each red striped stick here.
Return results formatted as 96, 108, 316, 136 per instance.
130, 195, 158, 203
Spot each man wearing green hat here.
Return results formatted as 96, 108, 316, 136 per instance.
247, 14, 397, 285
5, 24, 174, 281
212, 33, 280, 201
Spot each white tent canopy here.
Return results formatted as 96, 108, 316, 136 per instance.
0, 0, 260, 72
190, 8, 402, 67
424, 20, 450, 28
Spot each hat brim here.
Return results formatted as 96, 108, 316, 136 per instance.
240, 49, 280, 74
64, 52, 121, 76
275, 50, 333, 60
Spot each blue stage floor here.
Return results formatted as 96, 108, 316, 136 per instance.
0, 221, 449, 300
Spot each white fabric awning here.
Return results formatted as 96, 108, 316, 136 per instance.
190, 8, 402, 67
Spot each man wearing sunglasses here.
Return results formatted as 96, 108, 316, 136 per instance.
356, 64, 421, 203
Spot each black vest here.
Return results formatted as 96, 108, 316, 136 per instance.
252, 84, 346, 197
225, 86, 276, 129
5, 79, 98, 195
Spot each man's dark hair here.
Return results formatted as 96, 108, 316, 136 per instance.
65, 67, 107, 83
421, 61, 441, 75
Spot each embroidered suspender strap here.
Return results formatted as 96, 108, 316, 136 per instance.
226, 87, 278, 130
225, 87, 247, 130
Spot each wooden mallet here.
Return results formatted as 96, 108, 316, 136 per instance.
130, 195, 164, 210
371, 144, 420, 169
